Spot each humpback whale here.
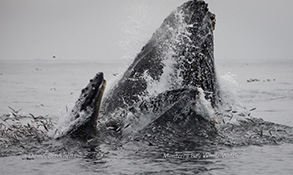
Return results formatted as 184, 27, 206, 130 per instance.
62, 0, 219, 142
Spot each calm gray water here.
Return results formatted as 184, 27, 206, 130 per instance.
0, 59, 293, 174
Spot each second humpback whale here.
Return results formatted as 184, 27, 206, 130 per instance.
61, 0, 219, 143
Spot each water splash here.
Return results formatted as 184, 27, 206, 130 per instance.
215, 72, 251, 125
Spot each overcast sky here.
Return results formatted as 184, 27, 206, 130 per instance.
0, 0, 292, 61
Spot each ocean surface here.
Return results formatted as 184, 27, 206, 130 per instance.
0, 59, 293, 174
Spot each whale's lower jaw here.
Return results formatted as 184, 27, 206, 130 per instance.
59, 73, 106, 141
133, 88, 218, 146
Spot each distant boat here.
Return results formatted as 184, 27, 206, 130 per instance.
53, 55, 56, 59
